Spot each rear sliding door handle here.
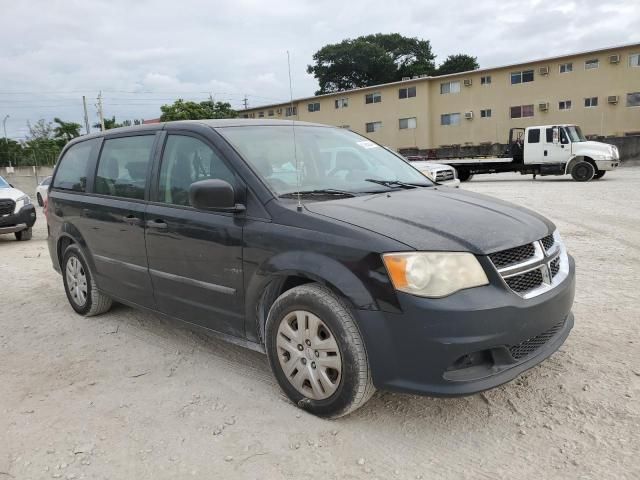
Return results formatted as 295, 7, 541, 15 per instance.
146, 219, 168, 230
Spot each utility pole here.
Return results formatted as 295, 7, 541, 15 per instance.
82, 96, 91, 135
242, 95, 248, 110
2, 115, 8, 168
96, 91, 105, 131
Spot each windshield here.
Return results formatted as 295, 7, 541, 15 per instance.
218, 125, 433, 195
0, 176, 9, 188
564, 125, 586, 142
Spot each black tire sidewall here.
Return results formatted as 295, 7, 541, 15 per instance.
265, 287, 364, 417
62, 245, 94, 315
572, 161, 595, 181
37, 193, 43, 206
594, 170, 606, 179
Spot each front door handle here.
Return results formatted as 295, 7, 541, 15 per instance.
123, 215, 141, 225
146, 219, 168, 230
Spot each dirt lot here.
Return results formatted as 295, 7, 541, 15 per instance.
1, 168, 639, 480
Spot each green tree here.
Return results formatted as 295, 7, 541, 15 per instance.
436, 54, 479, 76
307, 33, 437, 94
26, 119, 55, 141
159, 99, 237, 121
0, 138, 24, 167
93, 116, 122, 131
53, 117, 82, 142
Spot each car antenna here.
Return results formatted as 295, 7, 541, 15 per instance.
287, 50, 303, 212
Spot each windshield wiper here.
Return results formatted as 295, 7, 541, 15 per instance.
279, 189, 356, 198
364, 179, 426, 189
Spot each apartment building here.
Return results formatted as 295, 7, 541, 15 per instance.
242, 42, 640, 150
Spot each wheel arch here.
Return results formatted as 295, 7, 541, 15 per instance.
244, 251, 379, 345
565, 155, 596, 175
56, 223, 97, 279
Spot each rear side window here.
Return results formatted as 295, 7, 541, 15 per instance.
52, 139, 99, 191
527, 128, 540, 143
158, 135, 235, 207
95, 135, 156, 200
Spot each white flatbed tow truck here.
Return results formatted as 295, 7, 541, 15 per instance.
430, 124, 620, 182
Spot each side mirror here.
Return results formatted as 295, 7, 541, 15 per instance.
189, 179, 245, 213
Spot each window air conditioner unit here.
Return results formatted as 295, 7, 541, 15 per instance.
609, 54, 620, 64
607, 95, 619, 104
463, 79, 472, 87
402, 76, 410, 81
538, 102, 549, 111
412, 75, 419, 79
464, 111, 473, 119
539, 66, 549, 75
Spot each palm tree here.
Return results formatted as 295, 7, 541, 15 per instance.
53, 118, 82, 142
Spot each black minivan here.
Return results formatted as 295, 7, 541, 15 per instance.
46, 120, 575, 417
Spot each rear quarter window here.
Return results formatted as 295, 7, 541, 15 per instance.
52, 139, 100, 191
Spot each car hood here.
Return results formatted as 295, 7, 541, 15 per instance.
0, 187, 27, 201
304, 187, 554, 254
573, 141, 612, 154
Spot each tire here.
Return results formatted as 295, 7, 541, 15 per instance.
571, 161, 595, 182
265, 284, 375, 418
593, 170, 606, 179
62, 244, 112, 316
457, 168, 473, 182
37, 193, 43, 207
15, 227, 32, 241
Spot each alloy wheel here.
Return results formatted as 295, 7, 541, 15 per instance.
65, 256, 88, 307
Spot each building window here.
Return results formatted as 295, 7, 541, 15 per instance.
480, 75, 491, 85
365, 121, 382, 133
365, 92, 382, 104
335, 98, 348, 109
399, 117, 417, 129
242, 114, 249, 118
584, 97, 598, 108
440, 113, 461, 126
258, 111, 264, 118
627, 92, 640, 107
399, 86, 417, 99
559, 100, 572, 110
308, 102, 320, 112
249, 113, 255, 118
511, 70, 534, 84
268, 110, 274, 117
480, 109, 492, 118
559, 62, 573, 73
629, 54, 640, 67
585, 59, 599, 69
285, 106, 297, 116
510, 105, 534, 118
440, 81, 461, 94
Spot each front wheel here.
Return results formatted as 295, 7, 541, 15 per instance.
265, 284, 375, 418
15, 227, 32, 241
571, 161, 595, 182
593, 170, 606, 180
37, 193, 43, 207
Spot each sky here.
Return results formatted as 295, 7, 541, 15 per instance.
1, 0, 638, 140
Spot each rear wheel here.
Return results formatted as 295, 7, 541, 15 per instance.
15, 227, 32, 241
265, 284, 374, 418
62, 244, 112, 316
457, 168, 474, 182
571, 161, 595, 182
593, 170, 606, 179
37, 193, 43, 207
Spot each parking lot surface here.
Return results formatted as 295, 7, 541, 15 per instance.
1, 168, 638, 479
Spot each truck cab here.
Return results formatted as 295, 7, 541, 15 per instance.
511, 124, 620, 181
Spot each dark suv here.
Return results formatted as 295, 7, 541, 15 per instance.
46, 120, 575, 417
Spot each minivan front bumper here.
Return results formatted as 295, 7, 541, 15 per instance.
356, 255, 575, 396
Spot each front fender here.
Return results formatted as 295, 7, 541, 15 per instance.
243, 251, 381, 344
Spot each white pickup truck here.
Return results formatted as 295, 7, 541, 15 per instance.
434, 124, 620, 182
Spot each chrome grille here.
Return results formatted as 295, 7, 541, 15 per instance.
435, 170, 454, 182
509, 319, 565, 360
489, 231, 568, 299
489, 243, 535, 268
0, 199, 15, 216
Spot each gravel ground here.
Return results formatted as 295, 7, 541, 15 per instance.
1, 167, 639, 480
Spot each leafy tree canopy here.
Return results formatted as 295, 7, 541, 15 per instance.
307, 33, 437, 94
436, 54, 480, 76
159, 99, 237, 121
53, 117, 82, 142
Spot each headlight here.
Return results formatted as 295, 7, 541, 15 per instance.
382, 252, 489, 298
14, 195, 31, 213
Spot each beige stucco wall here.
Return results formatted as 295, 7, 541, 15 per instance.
244, 44, 640, 150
